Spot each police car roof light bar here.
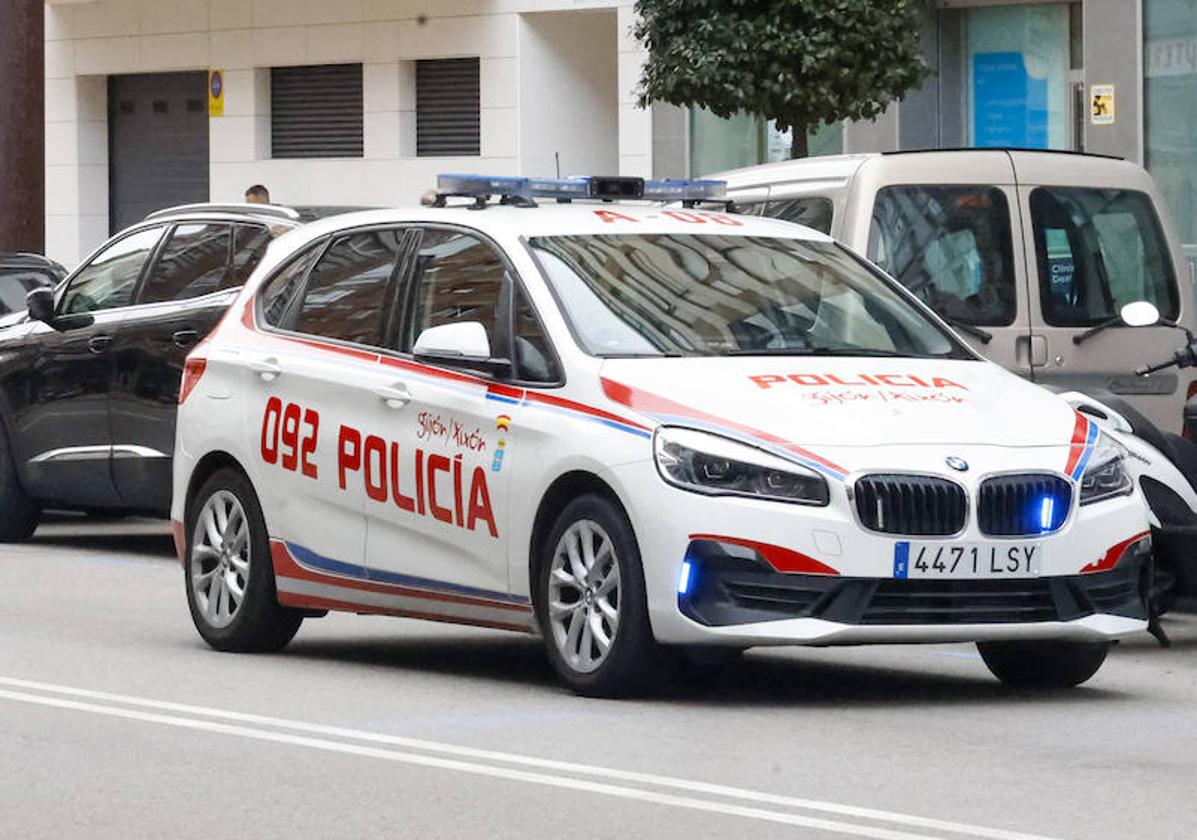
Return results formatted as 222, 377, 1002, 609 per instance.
435, 174, 727, 208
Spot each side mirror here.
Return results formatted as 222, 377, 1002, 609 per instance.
25, 287, 55, 324
412, 321, 511, 377
413, 322, 492, 360
1120, 300, 1160, 328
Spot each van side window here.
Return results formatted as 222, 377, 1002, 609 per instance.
867, 186, 1016, 327
762, 198, 833, 234
1029, 187, 1178, 327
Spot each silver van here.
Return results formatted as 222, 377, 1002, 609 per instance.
717, 150, 1196, 436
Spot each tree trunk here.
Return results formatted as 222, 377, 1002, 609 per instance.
789, 123, 809, 159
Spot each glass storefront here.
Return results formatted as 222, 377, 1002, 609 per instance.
965, 4, 1071, 149
1145, 0, 1197, 249
689, 109, 843, 176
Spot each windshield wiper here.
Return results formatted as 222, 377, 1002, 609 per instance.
941, 318, 993, 344
1072, 316, 1121, 346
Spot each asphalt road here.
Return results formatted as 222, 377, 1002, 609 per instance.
2, 516, 1195, 840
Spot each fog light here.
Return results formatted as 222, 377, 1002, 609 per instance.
678, 560, 694, 595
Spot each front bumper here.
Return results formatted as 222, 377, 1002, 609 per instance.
679, 536, 1149, 645
604, 455, 1152, 647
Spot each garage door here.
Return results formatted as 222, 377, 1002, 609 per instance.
108, 72, 209, 233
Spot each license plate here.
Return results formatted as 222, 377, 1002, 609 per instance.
893, 542, 1042, 580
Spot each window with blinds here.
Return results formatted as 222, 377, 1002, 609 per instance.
271, 63, 364, 159
416, 58, 481, 157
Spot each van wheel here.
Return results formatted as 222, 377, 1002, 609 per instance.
977, 639, 1109, 689
185, 468, 302, 652
536, 494, 673, 697
0, 422, 39, 542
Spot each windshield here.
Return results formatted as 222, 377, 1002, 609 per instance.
529, 234, 968, 359
1030, 187, 1178, 327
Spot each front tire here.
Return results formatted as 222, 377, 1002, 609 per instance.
535, 494, 672, 697
977, 639, 1109, 689
185, 468, 302, 652
0, 421, 39, 542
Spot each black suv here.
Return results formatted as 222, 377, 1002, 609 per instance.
0, 253, 65, 319
0, 204, 302, 540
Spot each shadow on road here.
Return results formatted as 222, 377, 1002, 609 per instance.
31, 514, 175, 561
283, 633, 1132, 708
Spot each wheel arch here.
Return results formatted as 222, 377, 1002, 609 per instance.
185, 450, 252, 528
527, 470, 632, 608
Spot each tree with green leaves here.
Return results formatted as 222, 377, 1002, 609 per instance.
634, 0, 929, 159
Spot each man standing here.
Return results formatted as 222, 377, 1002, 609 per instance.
244, 184, 271, 204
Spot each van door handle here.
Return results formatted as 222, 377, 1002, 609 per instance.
373, 382, 413, 409
248, 357, 282, 382
88, 335, 112, 354
172, 329, 199, 348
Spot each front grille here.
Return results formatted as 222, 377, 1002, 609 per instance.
860, 579, 1059, 624
978, 474, 1073, 536
855, 474, 967, 536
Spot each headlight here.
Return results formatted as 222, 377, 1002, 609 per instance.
653, 427, 830, 505
1079, 433, 1133, 505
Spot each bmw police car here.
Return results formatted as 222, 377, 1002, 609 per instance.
172, 174, 1151, 696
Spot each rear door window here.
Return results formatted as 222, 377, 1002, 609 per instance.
761, 197, 834, 234
1029, 187, 1178, 326
141, 223, 232, 303
867, 186, 1017, 327
230, 224, 274, 285
292, 229, 408, 347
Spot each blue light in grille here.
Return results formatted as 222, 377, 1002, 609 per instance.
1039, 496, 1055, 531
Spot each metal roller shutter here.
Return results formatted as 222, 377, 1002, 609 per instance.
271, 63, 364, 159
416, 58, 481, 157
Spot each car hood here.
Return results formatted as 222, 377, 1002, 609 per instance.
599, 356, 1077, 449
0, 311, 26, 331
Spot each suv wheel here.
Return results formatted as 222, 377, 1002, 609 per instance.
977, 639, 1109, 689
0, 422, 39, 542
536, 494, 672, 697
185, 468, 302, 652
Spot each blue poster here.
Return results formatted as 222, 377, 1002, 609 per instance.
972, 51, 1049, 149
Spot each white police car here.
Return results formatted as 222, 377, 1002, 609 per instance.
172, 175, 1150, 696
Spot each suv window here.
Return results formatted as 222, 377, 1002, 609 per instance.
1030, 187, 1179, 326
60, 226, 166, 315
0, 269, 53, 316
231, 224, 274, 285
402, 229, 506, 355
292, 229, 407, 346
514, 288, 560, 384
142, 223, 232, 304
762, 197, 834, 234
260, 242, 325, 328
868, 186, 1017, 327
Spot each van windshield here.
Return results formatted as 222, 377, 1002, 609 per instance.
867, 186, 1017, 327
528, 233, 969, 360
1029, 187, 1178, 326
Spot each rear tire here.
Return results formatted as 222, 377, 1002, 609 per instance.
977, 639, 1109, 689
185, 468, 302, 652
535, 494, 674, 697
0, 421, 39, 542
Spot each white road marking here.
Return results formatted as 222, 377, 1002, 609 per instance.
0, 676, 1068, 840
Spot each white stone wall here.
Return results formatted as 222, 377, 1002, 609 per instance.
43, 0, 655, 265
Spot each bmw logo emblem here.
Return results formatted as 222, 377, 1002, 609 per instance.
945, 456, 969, 472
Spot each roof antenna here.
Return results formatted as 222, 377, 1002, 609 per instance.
555, 151, 561, 179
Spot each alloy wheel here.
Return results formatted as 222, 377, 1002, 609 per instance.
190, 490, 251, 629
547, 519, 621, 674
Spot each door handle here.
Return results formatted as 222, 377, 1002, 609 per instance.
248, 357, 282, 382
88, 335, 112, 354
172, 329, 199, 348
373, 382, 413, 409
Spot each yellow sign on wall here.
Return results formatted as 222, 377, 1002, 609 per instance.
208, 69, 224, 118
1090, 84, 1115, 125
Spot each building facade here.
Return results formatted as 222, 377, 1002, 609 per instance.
42, 0, 1197, 270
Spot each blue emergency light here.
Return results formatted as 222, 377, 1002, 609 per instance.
435, 174, 727, 207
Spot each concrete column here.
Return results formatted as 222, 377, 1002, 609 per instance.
0, 0, 45, 253
1083, 0, 1142, 162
